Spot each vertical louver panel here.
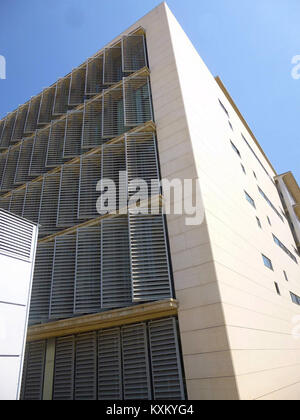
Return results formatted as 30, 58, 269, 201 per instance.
86, 55, 104, 95
69, 67, 86, 106
101, 217, 132, 308
29, 129, 50, 176
53, 336, 75, 400
98, 328, 122, 400
129, 213, 172, 302
63, 111, 83, 158
14, 138, 35, 184
102, 86, 126, 138
0, 113, 16, 149
38, 173, 60, 235
82, 99, 104, 149
53, 77, 71, 116
0, 195, 11, 211
50, 235, 76, 320
123, 76, 153, 126
0, 152, 8, 186
21, 341, 46, 400
78, 154, 101, 219
37, 87, 55, 125
122, 35, 147, 73
75, 332, 97, 400
24, 96, 41, 134
75, 227, 101, 314
57, 164, 80, 227
11, 105, 28, 143
0, 119, 5, 146
121, 323, 151, 400
149, 318, 185, 400
29, 242, 54, 325
9, 189, 25, 217
46, 119, 66, 168
103, 45, 123, 85
23, 181, 43, 224
0, 146, 19, 192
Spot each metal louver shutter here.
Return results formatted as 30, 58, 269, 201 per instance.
21, 341, 46, 400
121, 323, 151, 400
37, 88, 55, 125
29, 242, 54, 325
123, 76, 153, 127
0, 146, 19, 191
50, 235, 76, 320
103, 45, 123, 85
24, 96, 41, 134
63, 111, 83, 158
122, 34, 147, 73
9, 189, 25, 217
149, 317, 185, 400
98, 328, 122, 400
0, 152, 8, 187
14, 138, 35, 184
102, 86, 126, 138
78, 154, 101, 220
101, 217, 132, 309
82, 99, 104, 149
0, 209, 35, 261
0, 195, 11, 211
129, 213, 172, 302
86, 55, 104, 95
69, 67, 86, 106
0, 114, 16, 149
46, 119, 66, 167
53, 77, 71, 116
53, 336, 75, 400
29, 129, 50, 176
0, 119, 5, 148
57, 164, 80, 227
38, 173, 60, 235
75, 227, 101, 314
75, 332, 97, 400
11, 105, 28, 143
23, 181, 43, 224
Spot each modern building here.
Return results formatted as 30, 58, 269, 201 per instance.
0, 209, 38, 400
0, 2, 299, 400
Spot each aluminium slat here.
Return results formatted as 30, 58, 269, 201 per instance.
57, 163, 80, 227
23, 181, 43, 224
123, 75, 153, 127
0, 152, 8, 187
85, 55, 104, 95
24, 96, 41, 134
29, 242, 54, 325
98, 328, 122, 400
53, 335, 75, 400
0, 119, 5, 145
9, 188, 25, 217
46, 119, 66, 168
149, 317, 185, 400
49, 235, 76, 320
102, 86, 126, 138
0, 146, 20, 192
74, 332, 97, 400
122, 34, 147, 73
11, 105, 29, 143
129, 213, 172, 302
21, 341, 46, 400
14, 137, 35, 184
0, 113, 16, 149
38, 173, 61, 235
69, 67, 86, 106
81, 99, 105, 149
63, 111, 83, 158
103, 44, 123, 85
37, 87, 55, 125
29, 129, 50, 176
121, 323, 151, 400
74, 226, 101, 314
53, 77, 71, 116
78, 154, 101, 220
101, 217, 132, 309
0, 195, 11, 211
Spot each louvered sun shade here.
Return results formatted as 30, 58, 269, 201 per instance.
78, 154, 101, 220
53, 77, 71, 116
103, 44, 123, 85
21, 341, 46, 400
0, 146, 19, 192
24, 96, 41, 134
0, 152, 8, 189
0, 195, 11, 211
14, 137, 35, 184
9, 188, 25, 217
86, 55, 104, 96
123, 75, 153, 127
63, 111, 83, 158
102, 86, 126, 138
69, 67, 86, 106
53, 335, 75, 400
38, 173, 61, 236
29, 128, 50, 177
23, 181, 42, 224
37, 87, 55, 126
0, 119, 6, 148
122, 34, 147, 73
81, 98, 104, 149
57, 164, 80, 227
74, 332, 97, 400
0, 113, 16, 149
46, 119, 66, 168
11, 105, 29, 143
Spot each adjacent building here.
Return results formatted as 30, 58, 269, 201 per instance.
0, 2, 299, 400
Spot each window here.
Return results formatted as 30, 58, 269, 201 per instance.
228, 121, 233, 131
283, 270, 289, 282
258, 186, 284, 222
241, 164, 246, 174
256, 217, 262, 229
274, 282, 281, 296
230, 141, 241, 158
253, 171, 257, 179
241, 133, 270, 178
218, 99, 229, 117
272, 234, 298, 264
267, 216, 272, 226
262, 254, 273, 270
245, 191, 256, 208
290, 292, 300, 306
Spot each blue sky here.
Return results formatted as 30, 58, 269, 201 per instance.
0, 0, 299, 182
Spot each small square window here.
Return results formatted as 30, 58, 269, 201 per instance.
245, 191, 256, 208
262, 254, 273, 270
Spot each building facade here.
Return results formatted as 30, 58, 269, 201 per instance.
0, 2, 300, 400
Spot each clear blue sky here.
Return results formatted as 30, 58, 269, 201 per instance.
0, 0, 299, 182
